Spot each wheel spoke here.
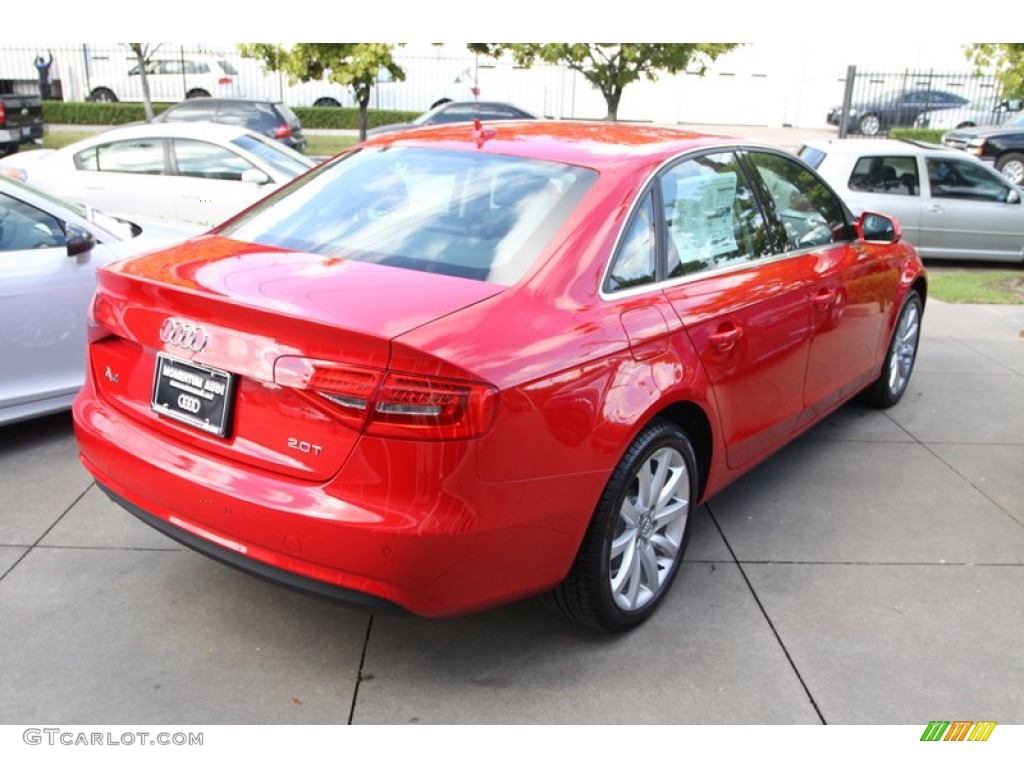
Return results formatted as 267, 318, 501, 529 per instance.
610, 527, 635, 559
649, 531, 679, 561
637, 542, 660, 592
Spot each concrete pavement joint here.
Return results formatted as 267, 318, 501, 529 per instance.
881, 411, 1024, 531
0, 480, 96, 583
347, 613, 375, 725
704, 501, 828, 725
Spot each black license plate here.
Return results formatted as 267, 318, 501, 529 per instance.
151, 353, 236, 437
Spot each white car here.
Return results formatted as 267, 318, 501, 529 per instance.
0, 176, 194, 425
914, 98, 1024, 131
800, 138, 1023, 263
0, 123, 316, 228
85, 54, 243, 104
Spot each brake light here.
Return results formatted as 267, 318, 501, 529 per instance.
88, 294, 117, 343
0, 102, 5, 126
274, 356, 497, 440
218, 77, 233, 86
273, 124, 292, 139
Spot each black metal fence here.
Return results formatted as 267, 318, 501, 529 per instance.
831, 66, 1011, 138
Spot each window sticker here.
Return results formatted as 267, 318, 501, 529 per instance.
669, 171, 739, 262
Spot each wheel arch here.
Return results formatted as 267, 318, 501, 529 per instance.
646, 400, 714, 503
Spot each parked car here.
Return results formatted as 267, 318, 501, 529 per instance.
86, 54, 242, 104
367, 100, 537, 137
914, 98, 1024, 131
151, 98, 307, 154
941, 113, 1024, 185
828, 89, 969, 136
800, 138, 1023, 263
73, 122, 925, 633
0, 92, 44, 157
0, 123, 316, 228
0, 176, 192, 426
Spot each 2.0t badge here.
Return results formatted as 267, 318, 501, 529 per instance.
159, 318, 209, 353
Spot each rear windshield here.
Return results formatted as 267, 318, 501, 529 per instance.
219, 147, 598, 285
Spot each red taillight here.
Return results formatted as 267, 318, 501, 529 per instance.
0, 102, 5, 126
88, 294, 117, 343
273, 124, 292, 139
274, 356, 497, 440
218, 77, 233, 86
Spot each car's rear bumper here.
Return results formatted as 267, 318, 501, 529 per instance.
73, 377, 599, 617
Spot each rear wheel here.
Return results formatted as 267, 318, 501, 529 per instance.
543, 419, 697, 633
858, 113, 881, 136
186, 89, 210, 99
313, 97, 341, 108
88, 87, 117, 103
860, 290, 922, 408
996, 152, 1024, 186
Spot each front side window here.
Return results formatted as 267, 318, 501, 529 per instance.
849, 155, 920, 196
661, 151, 771, 277
926, 157, 1014, 202
220, 147, 597, 286
172, 139, 255, 181
745, 151, 851, 251
0, 193, 66, 251
74, 139, 165, 175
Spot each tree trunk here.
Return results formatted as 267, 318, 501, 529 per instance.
130, 45, 154, 122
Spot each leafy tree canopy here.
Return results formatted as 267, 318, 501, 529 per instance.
965, 43, 1024, 98
239, 43, 404, 139
468, 43, 739, 120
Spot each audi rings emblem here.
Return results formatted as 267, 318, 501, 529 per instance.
177, 394, 202, 414
159, 318, 209, 352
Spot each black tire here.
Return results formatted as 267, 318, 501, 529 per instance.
186, 89, 210, 99
313, 97, 341, 108
995, 152, 1024, 186
543, 419, 698, 633
88, 87, 117, 103
860, 290, 923, 408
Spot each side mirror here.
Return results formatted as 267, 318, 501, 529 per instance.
65, 223, 95, 256
1008, 189, 1021, 205
241, 169, 271, 185
857, 211, 901, 243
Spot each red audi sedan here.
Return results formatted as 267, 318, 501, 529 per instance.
73, 121, 926, 632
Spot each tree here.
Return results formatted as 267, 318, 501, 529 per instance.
965, 44, 1024, 98
468, 43, 739, 121
240, 43, 404, 140
126, 43, 159, 121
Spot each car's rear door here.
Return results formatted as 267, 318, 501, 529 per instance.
655, 150, 814, 470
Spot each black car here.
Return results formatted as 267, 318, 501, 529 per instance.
942, 113, 1024, 185
152, 98, 307, 153
828, 89, 969, 136
367, 100, 537, 137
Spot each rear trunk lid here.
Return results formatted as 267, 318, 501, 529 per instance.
89, 235, 503, 480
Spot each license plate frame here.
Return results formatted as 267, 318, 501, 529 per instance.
151, 353, 236, 438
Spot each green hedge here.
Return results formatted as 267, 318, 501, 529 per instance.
41, 101, 421, 130
889, 128, 945, 144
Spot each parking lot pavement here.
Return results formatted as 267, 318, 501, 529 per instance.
1, 300, 1021, 725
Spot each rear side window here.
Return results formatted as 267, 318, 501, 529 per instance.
221, 147, 597, 285
605, 191, 657, 292
798, 146, 826, 169
661, 151, 772, 277
74, 139, 165, 175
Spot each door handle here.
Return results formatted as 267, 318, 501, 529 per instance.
812, 289, 836, 310
709, 326, 743, 352
929, 204, 943, 213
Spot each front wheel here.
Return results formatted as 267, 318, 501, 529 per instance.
186, 89, 210, 99
858, 113, 881, 136
543, 419, 697, 633
996, 152, 1024, 186
313, 97, 341, 108
860, 290, 922, 408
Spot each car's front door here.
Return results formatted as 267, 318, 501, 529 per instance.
743, 150, 898, 419
920, 155, 1024, 260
